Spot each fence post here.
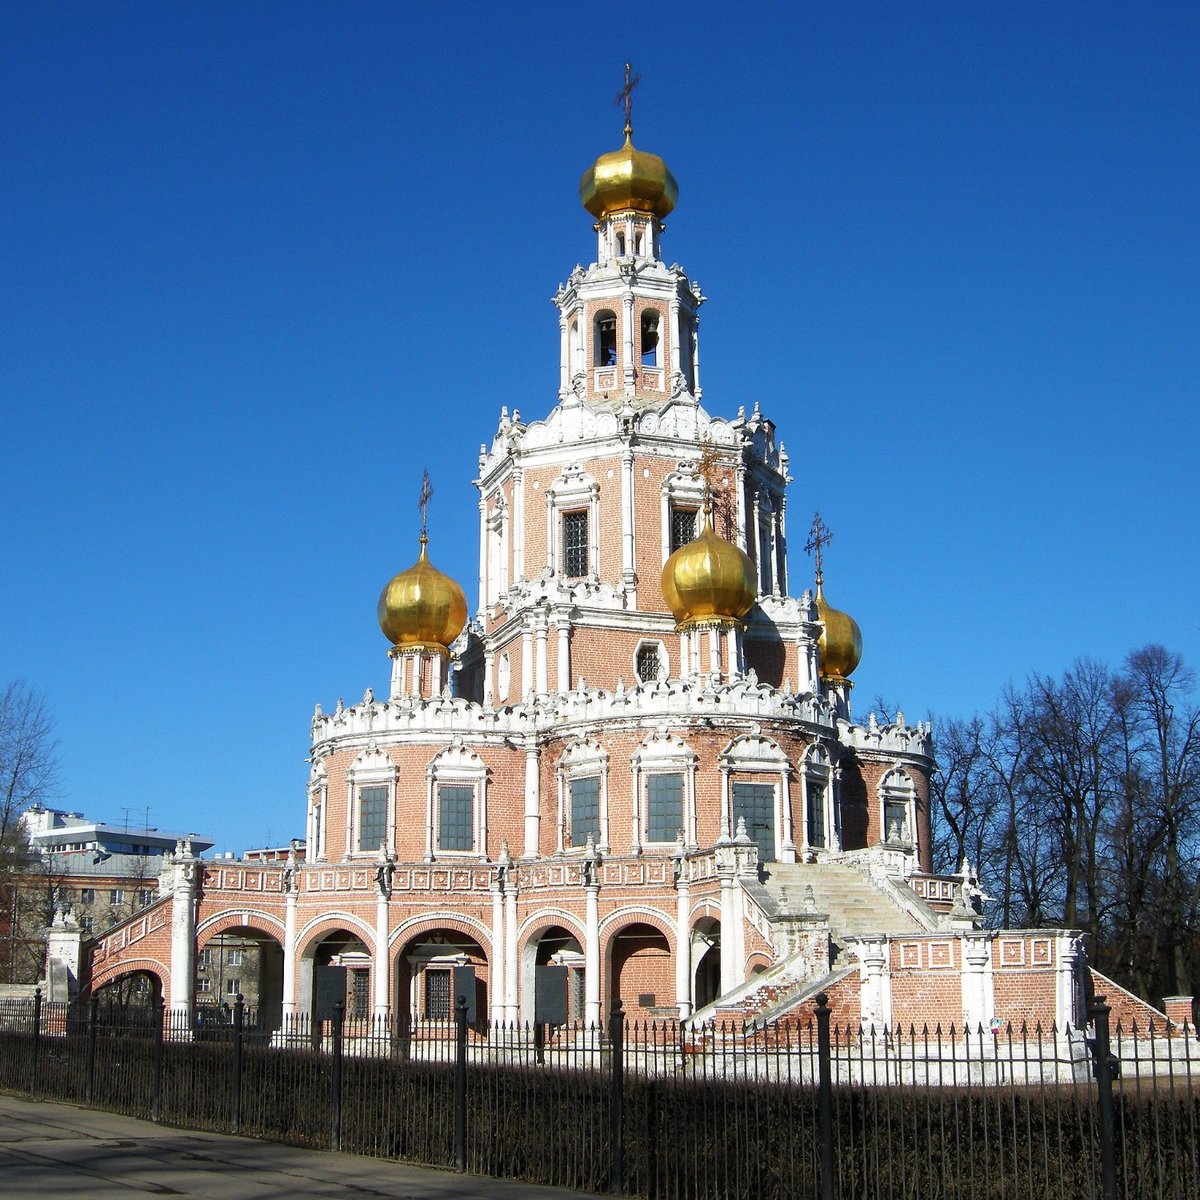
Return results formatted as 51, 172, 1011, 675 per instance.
609, 999, 625, 1196
330, 1003, 344, 1152
231, 993, 244, 1135
816, 992, 834, 1200
151, 998, 165, 1122
84, 994, 99, 1105
453, 993, 468, 1172
1091, 996, 1118, 1200
30, 987, 42, 1100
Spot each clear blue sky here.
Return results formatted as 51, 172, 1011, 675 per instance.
3, 3, 1197, 853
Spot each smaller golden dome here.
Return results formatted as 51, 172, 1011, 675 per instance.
580, 135, 678, 221
814, 577, 862, 681
377, 535, 468, 652
661, 505, 756, 627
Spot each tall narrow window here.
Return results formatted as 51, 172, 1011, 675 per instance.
562, 510, 588, 577
358, 785, 387, 851
438, 784, 474, 851
595, 312, 617, 366
640, 310, 660, 366
732, 781, 776, 862
670, 506, 698, 554
425, 968, 451, 1020
646, 773, 684, 843
570, 776, 600, 847
806, 778, 826, 849
350, 968, 370, 1018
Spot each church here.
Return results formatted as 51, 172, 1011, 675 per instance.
66, 88, 1160, 1039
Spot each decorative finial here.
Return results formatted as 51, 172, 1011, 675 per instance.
418, 469, 434, 541
614, 62, 641, 140
697, 437, 721, 517
805, 511, 834, 589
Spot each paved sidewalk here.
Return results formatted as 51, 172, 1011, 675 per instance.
0, 1092, 603, 1199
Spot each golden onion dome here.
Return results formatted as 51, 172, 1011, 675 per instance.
814, 576, 862, 681
660, 505, 756, 627
580, 135, 678, 221
377, 535, 468, 651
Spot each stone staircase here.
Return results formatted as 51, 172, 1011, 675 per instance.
760, 861, 932, 962
689, 860, 938, 1028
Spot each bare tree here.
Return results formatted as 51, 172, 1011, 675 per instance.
0, 681, 60, 983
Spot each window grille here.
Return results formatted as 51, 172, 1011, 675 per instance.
570, 776, 600, 846
646, 773, 684, 843
358, 785, 387, 852
350, 968, 370, 1018
438, 784, 474, 851
425, 968, 451, 1020
670, 506, 698, 554
563, 510, 588, 577
636, 644, 662, 682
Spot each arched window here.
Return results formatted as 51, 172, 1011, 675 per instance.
879, 768, 916, 848
595, 311, 617, 367
615, 231, 626, 257
634, 640, 668, 683
556, 739, 609, 852
640, 310, 660, 367
426, 744, 488, 859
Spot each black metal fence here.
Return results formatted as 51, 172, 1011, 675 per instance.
0, 991, 1196, 1199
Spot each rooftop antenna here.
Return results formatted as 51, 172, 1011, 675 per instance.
615, 61, 640, 139
804, 511, 834, 589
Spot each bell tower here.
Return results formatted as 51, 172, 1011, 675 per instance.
556, 66, 703, 411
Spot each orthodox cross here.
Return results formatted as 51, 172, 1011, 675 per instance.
804, 511, 833, 584
614, 62, 640, 138
418, 470, 434, 537
696, 438, 721, 508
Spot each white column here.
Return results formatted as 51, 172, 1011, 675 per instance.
708, 626, 721, 675
669, 294, 681, 375
555, 614, 571, 694
719, 769, 730, 840
961, 933, 994, 1031
512, 468, 525, 583
282, 888, 298, 1015
1056, 934, 1084, 1029
483, 650, 494, 708
168, 853, 197, 1019
490, 878, 506, 1025
431, 652, 444, 697
374, 893, 390, 1017
535, 618, 548, 696
389, 652, 403, 701
857, 936, 891, 1030
558, 314, 569, 394
620, 447, 636, 589
692, 316, 701, 399
719, 870, 737, 996
630, 764, 642, 855
780, 768, 797, 863
675, 873, 692, 1019
504, 884, 519, 1022
522, 739, 540, 858
622, 293, 635, 393
521, 624, 534, 702
734, 461, 748, 552
477, 494, 488, 616
584, 880, 601, 1027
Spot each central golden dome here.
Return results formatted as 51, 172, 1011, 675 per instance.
814, 577, 862, 681
661, 505, 756, 628
580, 135, 678, 221
377, 535, 468, 652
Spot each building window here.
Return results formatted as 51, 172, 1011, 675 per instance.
197, 949, 212, 970
595, 311, 617, 366
80, 888, 95, 905
670, 506, 698, 554
806, 778, 826, 849
350, 968, 370, 1018
227, 950, 244, 968
358, 784, 388, 852
732, 780, 776, 862
646, 773, 684, 843
81, 916, 93, 934
438, 784, 474, 852
137, 889, 154, 907
562, 510, 588, 577
109, 889, 125, 906
636, 643, 662, 683
225, 978, 241, 996
880, 769, 916, 848
570, 776, 600, 847
425, 968, 452, 1020
640, 310, 660, 366
196, 978, 212, 994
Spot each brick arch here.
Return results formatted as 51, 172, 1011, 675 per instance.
516, 908, 587, 955
197, 909, 286, 945
602, 908, 677, 1016
746, 952, 772, 975
388, 912, 493, 959
295, 913, 377, 961
89, 957, 169, 1001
